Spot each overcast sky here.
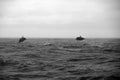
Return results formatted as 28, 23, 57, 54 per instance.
0, 0, 120, 38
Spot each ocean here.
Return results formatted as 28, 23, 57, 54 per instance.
0, 38, 120, 80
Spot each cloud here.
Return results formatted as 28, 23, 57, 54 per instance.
0, 0, 104, 25
0, 0, 120, 38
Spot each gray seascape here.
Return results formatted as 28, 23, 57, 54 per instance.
0, 38, 120, 80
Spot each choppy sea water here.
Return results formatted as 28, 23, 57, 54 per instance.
0, 38, 120, 80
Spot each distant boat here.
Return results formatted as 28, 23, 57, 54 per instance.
18, 36, 26, 43
76, 35, 84, 41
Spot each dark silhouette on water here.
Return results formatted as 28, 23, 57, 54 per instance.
76, 35, 84, 41
18, 36, 26, 43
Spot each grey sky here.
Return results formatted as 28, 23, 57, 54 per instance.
0, 0, 120, 38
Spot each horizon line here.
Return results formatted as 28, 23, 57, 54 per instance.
0, 37, 120, 39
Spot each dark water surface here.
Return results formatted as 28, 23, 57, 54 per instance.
0, 38, 120, 80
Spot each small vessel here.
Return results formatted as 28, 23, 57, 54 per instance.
76, 35, 84, 41
18, 36, 26, 43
